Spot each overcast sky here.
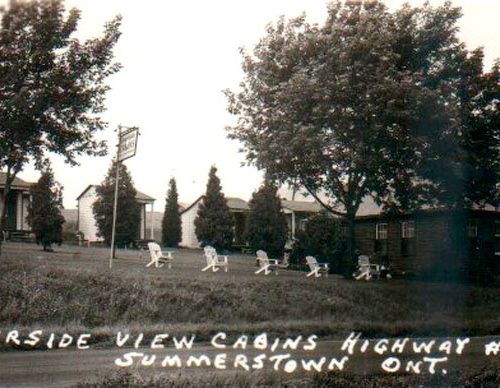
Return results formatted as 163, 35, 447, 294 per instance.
11, 0, 500, 210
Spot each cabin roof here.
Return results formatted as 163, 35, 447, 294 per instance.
76, 184, 155, 203
281, 199, 322, 213
0, 172, 34, 190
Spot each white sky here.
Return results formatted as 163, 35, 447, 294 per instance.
10, 0, 500, 210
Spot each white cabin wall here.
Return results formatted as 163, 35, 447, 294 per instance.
140, 204, 146, 239
16, 193, 23, 230
180, 202, 200, 248
77, 187, 101, 241
22, 194, 30, 230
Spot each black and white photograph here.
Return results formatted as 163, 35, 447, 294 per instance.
0, 0, 499, 386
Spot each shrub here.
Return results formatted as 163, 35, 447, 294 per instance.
292, 213, 345, 272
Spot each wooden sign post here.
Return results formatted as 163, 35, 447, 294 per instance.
109, 125, 139, 269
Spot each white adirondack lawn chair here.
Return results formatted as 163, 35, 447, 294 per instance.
202, 246, 228, 272
354, 255, 381, 280
305, 256, 329, 278
255, 250, 279, 275
146, 242, 173, 269
255, 250, 291, 275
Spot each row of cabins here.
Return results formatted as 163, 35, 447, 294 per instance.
76, 188, 322, 246
179, 195, 322, 248
2, 172, 499, 277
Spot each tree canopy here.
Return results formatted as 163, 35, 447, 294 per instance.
27, 165, 65, 251
0, 0, 121, 250
225, 0, 499, 264
162, 177, 182, 247
245, 180, 288, 257
194, 166, 234, 250
93, 161, 141, 247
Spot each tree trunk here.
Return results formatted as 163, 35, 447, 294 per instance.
0, 169, 15, 258
342, 210, 357, 278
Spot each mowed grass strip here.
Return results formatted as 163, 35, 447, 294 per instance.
1, 242, 499, 346
74, 365, 500, 388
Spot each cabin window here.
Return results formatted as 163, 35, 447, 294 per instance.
375, 223, 388, 256
401, 220, 416, 256
401, 221, 415, 239
298, 219, 308, 231
376, 223, 388, 240
467, 219, 478, 238
401, 239, 416, 256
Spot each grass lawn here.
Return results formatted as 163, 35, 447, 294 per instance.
1, 241, 499, 346
1, 242, 500, 386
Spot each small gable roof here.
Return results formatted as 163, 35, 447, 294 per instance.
181, 196, 325, 215
181, 196, 250, 215
180, 196, 203, 214
226, 197, 250, 211
76, 184, 155, 203
0, 172, 34, 190
135, 190, 155, 203
76, 184, 95, 200
354, 195, 499, 219
281, 199, 322, 213
355, 196, 383, 217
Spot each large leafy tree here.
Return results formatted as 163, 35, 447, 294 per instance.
161, 177, 182, 247
93, 161, 141, 247
245, 180, 288, 257
451, 59, 500, 206
27, 165, 65, 251
225, 1, 499, 272
194, 166, 234, 250
0, 0, 121, 255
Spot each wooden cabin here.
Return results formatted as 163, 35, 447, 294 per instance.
353, 197, 500, 279
76, 185, 155, 243
0, 172, 33, 238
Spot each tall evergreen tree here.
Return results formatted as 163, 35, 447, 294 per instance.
194, 166, 234, 249
93, 161, 141, 247
27, 166, 65, 251
162, 177, 182, 247
245, 180, 288, 257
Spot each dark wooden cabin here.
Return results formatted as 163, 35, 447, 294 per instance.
353, 198, 499, 281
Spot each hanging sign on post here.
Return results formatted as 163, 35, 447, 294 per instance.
117, 127, 139, 162
110, 125, 139, 269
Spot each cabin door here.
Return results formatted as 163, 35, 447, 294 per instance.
5, 192, 17, 231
